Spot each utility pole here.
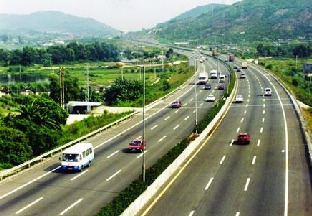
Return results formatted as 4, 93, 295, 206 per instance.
59, 67, 65, 109
86, 64, 90, 113
142, 65, 146, 182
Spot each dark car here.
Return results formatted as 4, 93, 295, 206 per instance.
171, 100, 182, 108
240, 73, 246, 79
217, 84, 225, 90
204, 83, 211, 90
236, 133, 250, 144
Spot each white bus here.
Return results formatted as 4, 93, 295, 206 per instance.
60, 143, 94, 171
197, 72, 208, 84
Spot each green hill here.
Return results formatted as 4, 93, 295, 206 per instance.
0, 11, 119, 37
148, 0, 312, 44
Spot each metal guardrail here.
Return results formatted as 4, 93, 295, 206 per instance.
0, 112, 136, 181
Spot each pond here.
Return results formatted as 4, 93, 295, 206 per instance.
0, 73, 49, 84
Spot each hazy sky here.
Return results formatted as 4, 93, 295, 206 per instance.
0, 0, 240, 32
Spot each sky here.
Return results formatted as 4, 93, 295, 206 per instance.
0, 0, 240, 32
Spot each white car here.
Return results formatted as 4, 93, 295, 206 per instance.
235, 95, 244, 103
206, 94, 216, 102
240, 73, 246, 79
264, 87, 272, 96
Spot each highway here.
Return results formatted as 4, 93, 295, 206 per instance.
0, 56, 229, 215
142, 61, 312, 216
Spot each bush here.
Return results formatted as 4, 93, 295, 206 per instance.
265, 64, 273, 70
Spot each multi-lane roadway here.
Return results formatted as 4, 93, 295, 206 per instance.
0, 57, 228, 215
141, 61, 312, 216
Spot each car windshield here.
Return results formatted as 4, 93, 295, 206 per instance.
131, 140, 142, 146
62, 153, 79, 162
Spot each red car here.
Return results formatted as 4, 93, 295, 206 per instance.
128, 139, 146, 152
236, 133, 250, 144
171, 100, 182, 108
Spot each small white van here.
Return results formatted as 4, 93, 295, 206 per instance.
60, 143, 94, 171
219, 74, 226, 83
264, 87, 272, 96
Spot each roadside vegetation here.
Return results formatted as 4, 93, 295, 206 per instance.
258, 57, 312, 132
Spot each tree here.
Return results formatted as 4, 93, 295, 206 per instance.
49, 74, 84, 104
21, 46, 38, 66
293, 44, 311, 58
18, 96, 68, 129
10, 49, 23, 65
3, 96, 68, 155
104, 78, 143, 105
166, 48, 174, 59
0, 126, 32, 165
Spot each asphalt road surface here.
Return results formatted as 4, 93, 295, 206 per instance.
142, 62, 312, 216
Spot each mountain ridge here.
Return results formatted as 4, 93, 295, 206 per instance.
0, 11, 119, 37
148, 0, 312, 44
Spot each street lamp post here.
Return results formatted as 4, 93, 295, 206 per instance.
142, 65, 146, 182
194, 57, 198, 134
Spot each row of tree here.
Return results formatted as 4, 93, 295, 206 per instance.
256, 43, 312, 58
0, 41, 120, 66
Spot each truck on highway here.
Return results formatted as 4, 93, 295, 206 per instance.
210, 69, 218, 79
242, 61, 248, 69
197, 72, 209, 84
228, 55, 235, 62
